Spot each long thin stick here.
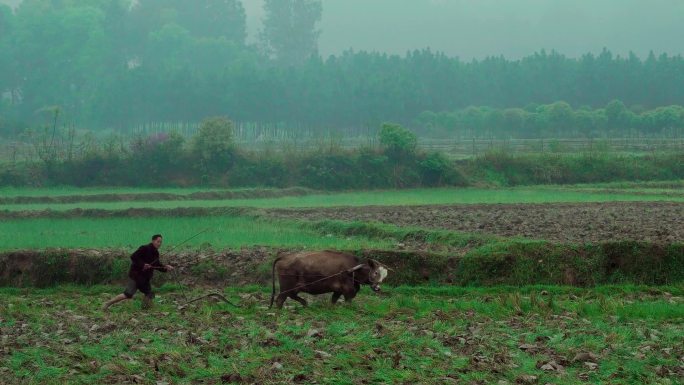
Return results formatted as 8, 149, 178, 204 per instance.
150, 228, 211, 265
166, 228, 211, 254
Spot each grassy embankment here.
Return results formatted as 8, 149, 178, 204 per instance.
1, 217, 682, 287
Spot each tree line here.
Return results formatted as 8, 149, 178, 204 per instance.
2, 0, 684, 137
416, 100, 684, 138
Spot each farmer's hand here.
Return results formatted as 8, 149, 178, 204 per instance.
143, 263, 152, 271
165, 265, 174, 271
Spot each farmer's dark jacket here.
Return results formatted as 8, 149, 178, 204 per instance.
129, 243, 167, 283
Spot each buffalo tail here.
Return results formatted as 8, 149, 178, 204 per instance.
269, 257, 282, 308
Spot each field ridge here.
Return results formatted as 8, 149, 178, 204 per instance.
0, 187, 317, 204
2, 240, 682, 288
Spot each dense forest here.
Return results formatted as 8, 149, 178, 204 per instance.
1, 0, 684, 137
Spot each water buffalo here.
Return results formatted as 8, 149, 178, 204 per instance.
269, 250, 389, 309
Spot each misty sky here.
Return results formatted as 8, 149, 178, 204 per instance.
4, 0, 684, 59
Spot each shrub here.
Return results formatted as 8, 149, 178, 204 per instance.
379, 123, 418, 161
301, 152, 360, 189
418, 152, 466, 186
129, 131, 188, 184
229, 152, 292, 188
192, 116, 236, 175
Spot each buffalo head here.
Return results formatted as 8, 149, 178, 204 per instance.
354, 259, 389, 292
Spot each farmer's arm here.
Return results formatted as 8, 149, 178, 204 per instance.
152, 256, 173, 272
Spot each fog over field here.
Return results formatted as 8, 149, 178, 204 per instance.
1, 1, 683, 384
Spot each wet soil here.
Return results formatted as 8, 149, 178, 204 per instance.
266, 201, 684, 244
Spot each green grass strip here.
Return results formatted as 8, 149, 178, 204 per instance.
0, 216, 392, 251
1, 187, 682, 212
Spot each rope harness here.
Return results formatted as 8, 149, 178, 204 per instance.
177, 292, 239, 309
179, 264, 365, 310
269, 264, 365, 308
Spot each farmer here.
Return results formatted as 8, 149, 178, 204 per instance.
102, 234, 174, 310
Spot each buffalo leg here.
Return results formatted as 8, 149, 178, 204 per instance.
343, 289, 357, 302
331, 292, 342, 304
275, 293, 288, 309
290, 293, 308, 307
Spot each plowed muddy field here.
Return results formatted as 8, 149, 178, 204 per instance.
2, 286, 683, 385
267, 201, 684, 244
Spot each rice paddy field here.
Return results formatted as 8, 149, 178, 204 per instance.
1, 181, 683, 384
0, 186, 683, 212
0, 216, 393, 251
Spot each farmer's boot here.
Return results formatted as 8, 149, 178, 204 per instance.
141, 296, 153, 310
